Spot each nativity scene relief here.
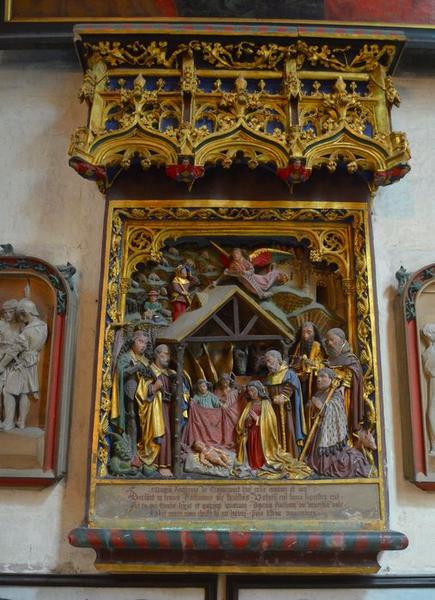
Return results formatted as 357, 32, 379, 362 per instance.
106, 234, 375, 482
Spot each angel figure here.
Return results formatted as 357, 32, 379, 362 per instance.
211, 243, 289, 299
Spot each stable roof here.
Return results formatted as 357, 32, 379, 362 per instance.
157, 284, 293, 344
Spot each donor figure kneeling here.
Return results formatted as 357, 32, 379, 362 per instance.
302, 368, 370, 478
236, 380, 311, 480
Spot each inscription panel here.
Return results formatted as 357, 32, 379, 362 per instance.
93, 483, 380, 529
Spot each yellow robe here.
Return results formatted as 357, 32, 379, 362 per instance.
135, 363, 167, 466
236, 400, 311, 480
293, 340, 324, 392
292, 340, 325, 430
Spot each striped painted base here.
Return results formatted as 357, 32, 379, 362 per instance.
69, 528, 408, 573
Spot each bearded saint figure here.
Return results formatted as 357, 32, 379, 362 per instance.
263, 349, 306, 457
324, 328, 365, 438
135, 344, 177, 477
290, 321, 326, 429
303, 367, 370, 478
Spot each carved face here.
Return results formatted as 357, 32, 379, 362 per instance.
265, 352, 281, 374
220, 378, 230, 390
301, 324, 315, 342
132, 336, 146, 355
198, 381, 208, 394
325, 332, 344, 357
2, 307, 16, 323
16, 309, 29, 324
317, 371, 332, 390
247, 385, 260, 401
232, 248, 242, 261
155, 345, 170, 368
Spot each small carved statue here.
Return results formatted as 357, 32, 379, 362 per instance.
421, 323, 435, 454
236, 380, 271, 470
215, 374, 243, 447
109, 432, 142, 477
263, 349, 306, 457
290, 321, 326, 428
0, 299, 48, 431
236, 380, 311, 479
142, 289, 171, 325
136, 344, 177, 477
192, 440, 231, 468
324, 328, 365, 439
170, 265, 194, 321
191, 379, 222, 408
222, 247, 288, 299
302, 368, 370, 478
112, 330, 152, 456
234, 346, 248, 375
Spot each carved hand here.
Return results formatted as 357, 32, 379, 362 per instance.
273, 394, 287, 406
152, 379, 163, 393
311, 397, 323, 411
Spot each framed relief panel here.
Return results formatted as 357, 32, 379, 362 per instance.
69, 200, 406, 573
397, 263, 435, 489
0, 251, 76, 485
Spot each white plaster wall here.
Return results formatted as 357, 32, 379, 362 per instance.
0, 50, 434, 586
372, 72, 435, 575
0, 50, 101, 573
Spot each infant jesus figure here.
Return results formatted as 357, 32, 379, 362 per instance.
192, 440, 231, 468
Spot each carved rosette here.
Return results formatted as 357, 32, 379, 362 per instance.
69, 27, 410, 193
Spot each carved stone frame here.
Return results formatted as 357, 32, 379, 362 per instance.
0, 252, 76, 486
397, 263, 435, 490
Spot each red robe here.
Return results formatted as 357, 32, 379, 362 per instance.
246, 404, 266, 469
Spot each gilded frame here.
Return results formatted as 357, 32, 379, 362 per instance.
87, 199, 385, 535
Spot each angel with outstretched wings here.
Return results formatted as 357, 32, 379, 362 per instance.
210, 243, 290, 299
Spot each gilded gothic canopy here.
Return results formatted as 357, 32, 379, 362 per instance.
69, 23, 411, 192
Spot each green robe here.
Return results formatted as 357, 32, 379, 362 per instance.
192, 391, 221, 409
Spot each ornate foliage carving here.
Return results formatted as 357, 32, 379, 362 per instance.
300, 77, 374, 137
71, 30, 410, 192
83, 40, 397, 73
